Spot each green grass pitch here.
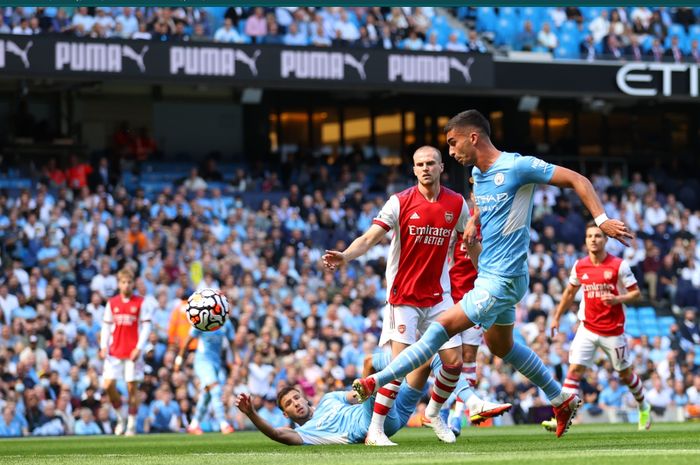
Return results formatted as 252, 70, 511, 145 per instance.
1, 423, 699, 465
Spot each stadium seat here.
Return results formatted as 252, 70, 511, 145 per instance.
493, 17, 517, 47
498, 7, 519, 20
657, 316, 677, 337
475, 7, 497, 33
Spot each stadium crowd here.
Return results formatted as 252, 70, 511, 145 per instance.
0, 141, 699, 437
4, 6, 700, 60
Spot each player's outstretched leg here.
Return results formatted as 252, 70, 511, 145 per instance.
188, 389, 210, 435
353, 323, 451, 402
210, 383, 234, 434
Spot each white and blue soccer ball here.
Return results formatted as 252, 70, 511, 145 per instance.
186, 288, 230, 332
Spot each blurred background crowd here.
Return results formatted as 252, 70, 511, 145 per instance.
4, 6, 700, 60
1, 4, 700, 438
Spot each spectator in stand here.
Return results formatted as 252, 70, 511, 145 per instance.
245, 7, 268, 43
74, 408, 102, 435
423, 32, 442, 52
283, 22, 308, 46
603, 33, 623, 60
445, 32, 467, 52
402, 28, 423, 50
517, 20, 537, 52
589, 10, 610, 45
116, 7, 139, 38
214, 17, 242, 43
0, 16, 10, 34
666, 35, 685, 63
466, 30, 487, 53
580, 35, 598, 61
263, 22, 283, 45
625, 35, 644, 62
537, 22, 558, 53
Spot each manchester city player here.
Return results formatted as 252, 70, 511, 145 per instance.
175, 318, 236, 434
235, 353, 506, 445
352, 109, 633, 439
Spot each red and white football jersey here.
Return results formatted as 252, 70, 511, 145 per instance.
104, 294, 146, 359
373, 186, 469, 307
570, 254, 637, 337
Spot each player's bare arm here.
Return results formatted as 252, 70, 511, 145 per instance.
463, 206, 480, 246
460, 233, 481, 271
550, 283, 580, 338
322, 223, 387, 270
174, 335, 195, 371
235, 394, 303, 446
601, 284, 641, 307
548, 166, 633, 246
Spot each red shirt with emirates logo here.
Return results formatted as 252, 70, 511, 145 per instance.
570, 254, 637, 336
373, 186, 469, 307
104, 294, 145, 359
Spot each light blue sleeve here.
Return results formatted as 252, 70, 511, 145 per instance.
188, 326, 201, 339
514, 155, 555, 185
225, 320, 235, 341
323, 391, 350, 405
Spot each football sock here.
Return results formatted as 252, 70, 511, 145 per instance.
627, 373, 649, 410
372, 322, 449, 387
369, 379, 402, 433
195, 389, 211, 422
562, 373, 581, 396
502, 342, 563, 405
463, 362, 477, 388
210, 384, 226, 426
372, 352, 392, 372
425, 364, 461, 417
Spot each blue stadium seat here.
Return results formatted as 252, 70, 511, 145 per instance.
625, 320, 641, 338
638, 306, 656, 320
554, 44, 578, 59
238, 18, 246, 35
475, 7, 497, 33
657, 316, 677, 337
499, 7, 519, 20
493, 17, 517, 46
520, 6, 543, 31
582, 6, 603, 21
689, 24, 700, 38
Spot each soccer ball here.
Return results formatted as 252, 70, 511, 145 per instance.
185, 288, 229, 331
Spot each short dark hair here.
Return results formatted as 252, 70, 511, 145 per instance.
276, 385, 301, 408
444, 110, 491, 137
585, 221, 606, 236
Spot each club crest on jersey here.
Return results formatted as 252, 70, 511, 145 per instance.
444, 211, 454, 223
398, 324, 406, 334
494, 173, 505, 186
604, 271, 613, 280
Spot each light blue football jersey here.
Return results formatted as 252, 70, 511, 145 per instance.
190, 319, 235, 365
472, 152, 554, 277
295, 392, 368, 445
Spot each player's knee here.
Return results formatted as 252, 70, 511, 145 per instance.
618, 367, 633, 384
438, 348, 462, 366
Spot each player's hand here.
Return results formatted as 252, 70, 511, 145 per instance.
322, 250, 346, 271
99, 349, 107, 360
599, 219, 634, 247
549, 318, 560, 338
235, 393, 253, 415
601, 293, 619, 306
129, 348, 141, 361
463, 218, 479, 246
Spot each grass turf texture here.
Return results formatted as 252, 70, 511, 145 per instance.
1, 423, 699, 465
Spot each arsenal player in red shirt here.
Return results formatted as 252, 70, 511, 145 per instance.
99, 267, 152, 436
547, 222, 650, 431
323, 146, 478, 446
